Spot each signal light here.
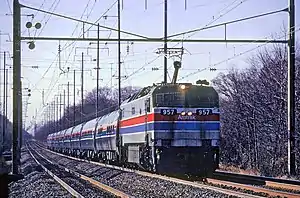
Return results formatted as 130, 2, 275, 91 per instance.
26, 22, 32, 28
28, 41, 35, 50
35, 22, 42, 29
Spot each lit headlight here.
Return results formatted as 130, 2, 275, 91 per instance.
187, 111, 193, 116
181, 111, 186, 116
180, 84, 186, 90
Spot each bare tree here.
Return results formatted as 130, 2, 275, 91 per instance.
212, 44, 299, 177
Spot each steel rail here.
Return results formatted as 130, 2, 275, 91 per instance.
26, 144, 85, 198
35, 142, 264, 198
29, 143, 131, 198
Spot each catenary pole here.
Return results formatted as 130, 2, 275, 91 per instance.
96, 23, 100, 117
117, 0, 121, 108
163, 0, 168, 83
2, 52, 6, 151
81, 53, 84, 123
287, 0, 296, 176
67, 82, 70, 127
73, 70, 76, 125
12, 0, 21, 174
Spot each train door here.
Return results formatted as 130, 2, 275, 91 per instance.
141, 98, 155, 171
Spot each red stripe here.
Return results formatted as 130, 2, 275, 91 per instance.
81, 129, 93, 135
120, 113, 155, 127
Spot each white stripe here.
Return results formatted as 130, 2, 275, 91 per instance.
121, 121, 154, 129
81, 137, 93, 141
121, 131, 154, 136
95, 134, 116, 139
155, 130, 219, 133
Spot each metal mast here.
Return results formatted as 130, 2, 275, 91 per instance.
12, 0, 21, 174
163, 0, 168, 83
287, 0, 296, 176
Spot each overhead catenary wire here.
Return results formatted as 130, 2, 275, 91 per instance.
130, 24, 298, 85
36, 0, 61, 38
31, 0, 97, 125
42, 0, 114, 107
5, 0, 12, 14
33, 0, 126, 126
115, 0, 249, 85
178, 25, 300, 81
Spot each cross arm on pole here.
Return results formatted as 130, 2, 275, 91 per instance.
20, 36, 288, 44
20, 4, 149, 39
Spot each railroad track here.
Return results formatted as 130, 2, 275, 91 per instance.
26, 143, 131, 198
207, 170, 300, 198
33, 141, 266, 198
37, 141, 300, 198
213, 170, 300, 191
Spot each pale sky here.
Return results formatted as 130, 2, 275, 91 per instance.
0, 0, 299, 134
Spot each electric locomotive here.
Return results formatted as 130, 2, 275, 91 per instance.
47, 61, 220, 176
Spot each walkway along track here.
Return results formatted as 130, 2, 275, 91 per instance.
34, 142, 265, 198
27, 143, 131, 198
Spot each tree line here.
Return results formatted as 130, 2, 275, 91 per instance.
212, 44, 300, 177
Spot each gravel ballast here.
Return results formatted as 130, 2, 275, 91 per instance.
29, 148, 117, 198
38, 147, 240, 198
9, 150, 73, 198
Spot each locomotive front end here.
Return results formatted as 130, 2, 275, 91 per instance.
152, 83, 220, 176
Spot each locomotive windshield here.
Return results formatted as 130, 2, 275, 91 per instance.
153, 84, 219, 108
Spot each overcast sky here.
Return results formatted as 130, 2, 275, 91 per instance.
0, 0, 299, 134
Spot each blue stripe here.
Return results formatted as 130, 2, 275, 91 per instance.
96, 131, 115, 137
120, 122, 219, 134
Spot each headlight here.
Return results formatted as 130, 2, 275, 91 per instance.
187, 111, 193, 116
180, 84, 186, 90
181, 111, 186, 116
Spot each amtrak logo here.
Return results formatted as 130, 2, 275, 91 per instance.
178, 115, 196, 120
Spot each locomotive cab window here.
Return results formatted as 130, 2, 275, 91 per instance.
153, 84, 219, 108
132, 107, 135, 115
